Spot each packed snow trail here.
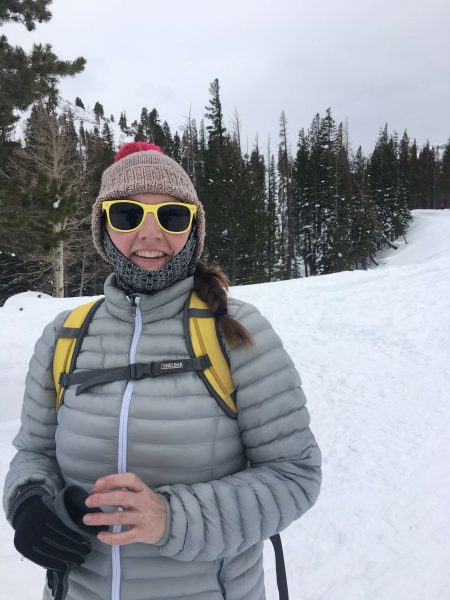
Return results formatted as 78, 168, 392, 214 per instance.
1, 210, 449, 599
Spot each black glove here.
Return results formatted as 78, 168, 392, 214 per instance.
12, 484, 106, 571
13, 493, 91, 571
51, 484, 107, 538
46, 569, 69, 600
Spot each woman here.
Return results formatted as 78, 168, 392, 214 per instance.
3, 142, 322, 600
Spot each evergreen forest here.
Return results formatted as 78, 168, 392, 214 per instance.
1, 1, 449, 303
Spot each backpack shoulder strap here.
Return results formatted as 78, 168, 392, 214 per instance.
184, 291, 237, 418
270, 533, 289, 600
53, 298, 104, 410
186, 292, 289, 599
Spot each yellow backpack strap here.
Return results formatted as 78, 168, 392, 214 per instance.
53, 298, 104, 410
184, 291, 237, 418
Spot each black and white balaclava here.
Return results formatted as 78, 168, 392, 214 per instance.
102, 226, 198, 295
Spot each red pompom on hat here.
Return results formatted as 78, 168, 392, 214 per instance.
114, 141, 163, 162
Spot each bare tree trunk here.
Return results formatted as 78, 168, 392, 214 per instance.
380, 232, 398, 250
302, 249, 309, 277
53, 222, 64, 297
230, 108, 242, 154
189, 113, 196, 187
78, 253, 86, 296
280, 112, 294, 279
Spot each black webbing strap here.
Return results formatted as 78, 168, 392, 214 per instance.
188, 308, 214, 318
270, 534, 289, 600
59, 327, 81, 338
60, 355, 212, 396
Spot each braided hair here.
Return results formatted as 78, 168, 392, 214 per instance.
193, 262, 254, 349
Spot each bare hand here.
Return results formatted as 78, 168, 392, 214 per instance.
83, 473, 167, 546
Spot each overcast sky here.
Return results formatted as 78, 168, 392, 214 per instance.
4, 0, 450, 155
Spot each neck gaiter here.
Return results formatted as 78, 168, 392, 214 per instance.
102, 226, 198, 295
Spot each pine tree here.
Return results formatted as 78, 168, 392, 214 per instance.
0, 103, 84, 296
266, 147, 281, 280
0, 2, 85, 171
330, 122, 353, 273
314, 108, 339, 274
230, 108, 242, 154
181, 113, 199, 186
440, 139, 450, 208
398, 131, 410, 208
0, 1, 52, 28
137, 107, 148, 138
369, 125, 398, 244
161, 120, 173, 156
416, 142, 435, 209
199, 119, 207, 155
69, 120, 115, 296
79, 123, 86, 146
349, 146, 377, 269
395, 131, 412, 236
204, 78, 226, 161
132, 120, 146, 142
409, 140, 420, 209
196, 119, 208, 211
304, 112, 322, 274
203, 79, 227, 267
241, 142, 269, 283
293, 128, 315, 276
75, 97, 85, 109
119, 111, 129, 133
101, 121, 115, 165
0, 251, 35, 304
132, 107, 167, 147
148, 109, 166, 148
221, 135, 245, 284
277, 111, 295, 278
93, 101, 104, 122
369, 125, 412, 247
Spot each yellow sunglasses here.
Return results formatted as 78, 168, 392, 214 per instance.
102, 200, 197, 234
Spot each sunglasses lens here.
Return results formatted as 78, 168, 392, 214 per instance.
158, 204, 192, 232
109, 202, 144, 231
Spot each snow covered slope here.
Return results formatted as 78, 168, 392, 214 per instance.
1, 210, 449, 600
59, 99, 135, 148
14, 98, 134, 149
377, 209, 450, 267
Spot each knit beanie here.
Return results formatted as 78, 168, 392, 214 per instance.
92, 142, 205, 263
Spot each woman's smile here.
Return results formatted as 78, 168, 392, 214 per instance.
131, 249, 171, 270
106, 192, 191, 272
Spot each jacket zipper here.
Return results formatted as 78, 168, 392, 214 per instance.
111, 295, 142, 600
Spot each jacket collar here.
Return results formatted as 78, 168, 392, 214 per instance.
103, 273, 194, 323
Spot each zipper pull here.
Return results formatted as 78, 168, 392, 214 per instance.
130, 295, 137, 317
129, 294, 140, 317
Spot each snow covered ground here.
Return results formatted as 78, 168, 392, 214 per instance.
1, 209, 449, 599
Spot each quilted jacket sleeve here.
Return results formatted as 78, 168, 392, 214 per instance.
156, 300, 322, 561
2, 312, 69, 524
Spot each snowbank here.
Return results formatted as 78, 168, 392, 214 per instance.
1, 210, 449, 599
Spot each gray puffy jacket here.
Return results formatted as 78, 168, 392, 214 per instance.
3, 274, 322, 600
